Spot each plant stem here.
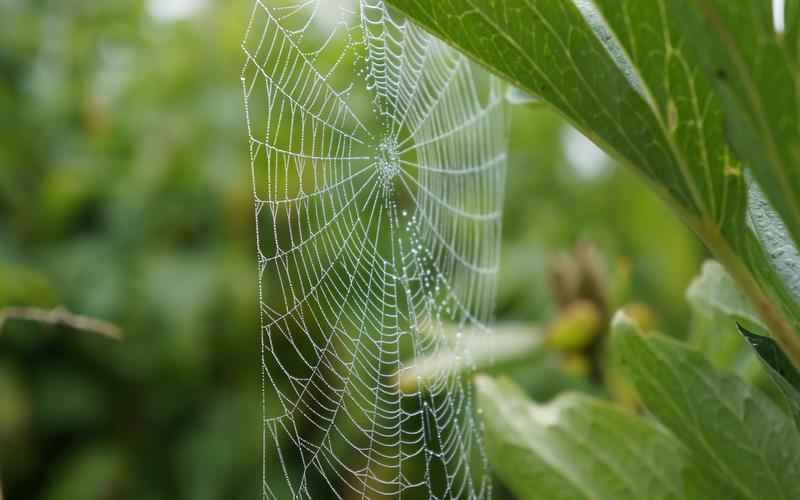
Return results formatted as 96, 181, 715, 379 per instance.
0, 306, 123, 341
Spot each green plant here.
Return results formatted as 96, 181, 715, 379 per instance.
385, 1, 800, 498
0, 307, 122, 500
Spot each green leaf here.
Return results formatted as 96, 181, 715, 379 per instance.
387, 0, 702, 214
384, 0, 800, 365
589, 0, 800, 363
687, 260, 764, 330
676, 0, 800, 251
475, 375, 707, 500
613, 313, 800, 500
686, 260, 763, 376
739, 323, 800, 429
684, 262, 800, 416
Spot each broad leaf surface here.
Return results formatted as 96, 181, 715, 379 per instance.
475, 375, 708, 500
675, 0, 800, 251
613, 316, 800, 500
387, 0, 701, 213
384, 0, 800, 361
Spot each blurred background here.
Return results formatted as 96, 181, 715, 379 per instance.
0, 1, 703, 499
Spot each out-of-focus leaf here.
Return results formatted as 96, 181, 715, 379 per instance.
43, 445, 128, 500
176, 393, 261, 500
687, 260, 764, 330
613, 313, 800, 500
35, 368, 107, 431
687, 305, 762, 383
739, 324, 800, 429
476, 375, 708, 500
686, 260, 763, 376
0, 363, 30, 445
385, 0, 800, 366
0, 264, 56, 307
399, 324, 542, 393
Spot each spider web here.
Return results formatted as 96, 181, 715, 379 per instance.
241, 1, 507, 498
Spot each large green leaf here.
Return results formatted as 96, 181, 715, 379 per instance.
587, 0, 800, 354
387, 0, 701, 213
675, 0, 800, 251
475, 375, 709, 500
613, 314, 800, 500
384, 0, 800, 364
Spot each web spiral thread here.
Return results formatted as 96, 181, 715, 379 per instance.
241, 1, 507, 498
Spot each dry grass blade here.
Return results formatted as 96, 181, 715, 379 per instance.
0, 306, 123, 341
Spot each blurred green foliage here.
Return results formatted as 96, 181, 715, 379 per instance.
0, 1, 702, 498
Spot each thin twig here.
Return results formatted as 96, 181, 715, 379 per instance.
0, 306, 123, 341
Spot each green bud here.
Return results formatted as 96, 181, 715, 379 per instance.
545, 300, 603, 352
